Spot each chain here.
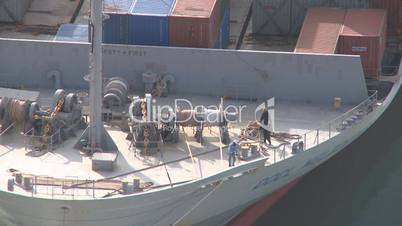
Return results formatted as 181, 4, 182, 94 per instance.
141, 100, 150, 155
51, 95, 65, 117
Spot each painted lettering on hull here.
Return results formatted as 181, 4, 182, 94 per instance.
253, 168, 292, 190
253, 143, 345, 191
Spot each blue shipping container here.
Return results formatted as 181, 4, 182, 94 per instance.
54, 24, 89, 42
214, 7, 230, 49
220, 8, 230, 49
103, 0, 134, 44
103, 14, 131, 44
214, 35, 220, 49
129, 0, 175, 46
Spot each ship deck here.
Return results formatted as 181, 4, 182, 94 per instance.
0, 90, 356, 199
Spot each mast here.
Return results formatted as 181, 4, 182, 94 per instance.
75, 0, 117, 154
89, 0, 103, 148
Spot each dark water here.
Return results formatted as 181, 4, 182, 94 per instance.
255, 89, 402, 226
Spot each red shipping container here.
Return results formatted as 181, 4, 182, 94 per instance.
169, 0, 220, 48
295, 7, 346, 54
370, 0, 400, 36
338, 9, 387, 80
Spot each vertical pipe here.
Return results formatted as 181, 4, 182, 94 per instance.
89, 0, 103, 148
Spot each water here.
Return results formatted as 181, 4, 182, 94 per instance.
255, 89, 402, 226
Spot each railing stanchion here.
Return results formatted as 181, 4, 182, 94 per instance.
283, 145, 286, 160
35, 176, 37, 195
329, 123, 331, 139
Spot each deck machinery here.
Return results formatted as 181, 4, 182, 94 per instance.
101, 76, 234, 156
0, 89, 86, 152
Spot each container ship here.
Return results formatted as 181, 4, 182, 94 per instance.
0, 0, 401, 225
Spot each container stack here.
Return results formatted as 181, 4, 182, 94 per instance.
130, 0, 176, 46
103, 0, 134, 45
169, 0, 221, 48
369, 0, 400, 36
295, 7, 346, 54
252, 0, 400, 37
215, 0, 231, 49
338, 9, 387, 80
295, 7, 387, 80
102, 0, 230, 48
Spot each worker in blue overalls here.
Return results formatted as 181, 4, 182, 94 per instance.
228, 140, 238, 167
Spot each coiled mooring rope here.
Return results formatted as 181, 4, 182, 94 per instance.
240, 121, 302, 142
7, 99, 29, 123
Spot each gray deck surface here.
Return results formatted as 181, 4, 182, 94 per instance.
0, 90, 352, 199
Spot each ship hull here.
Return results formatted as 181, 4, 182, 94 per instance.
227, 178, 301, 226
0, 74, 399, 226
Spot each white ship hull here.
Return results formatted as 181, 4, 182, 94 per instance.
0, 74, 399, 226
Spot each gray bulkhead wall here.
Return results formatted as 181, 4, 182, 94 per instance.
0, 38, 368, 104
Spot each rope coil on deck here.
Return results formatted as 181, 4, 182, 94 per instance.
240, 121, 302, 142
6, 99, 29, 124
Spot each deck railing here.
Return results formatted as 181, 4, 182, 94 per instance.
271, 90, 379, 163
23, 128, 62, 152
27, 176, 99, 199
306, 90, 378, 150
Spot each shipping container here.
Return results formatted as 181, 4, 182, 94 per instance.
369, 0, 400, 36
103, 0, 134, 44
220, 0, 230, 19
214, 35, 220, 49
252, 0, 369, 36
295, 7, 346, 53
338, 9, 387, 79
169, 0, 221, 48
220, 7, 230, 48
214, 6, 230, 49
54, 24, 89, 42
214, 0, 231, 49
0, 0, 31, 22
129, 0, 175, 46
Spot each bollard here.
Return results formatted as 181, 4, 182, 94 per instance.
133, 178, 141, 191
122, 180, 130, 195
15, 173, 22, 184
23, 177, 33, 190
7, 178, 14, 192
334, 97, 342, 110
